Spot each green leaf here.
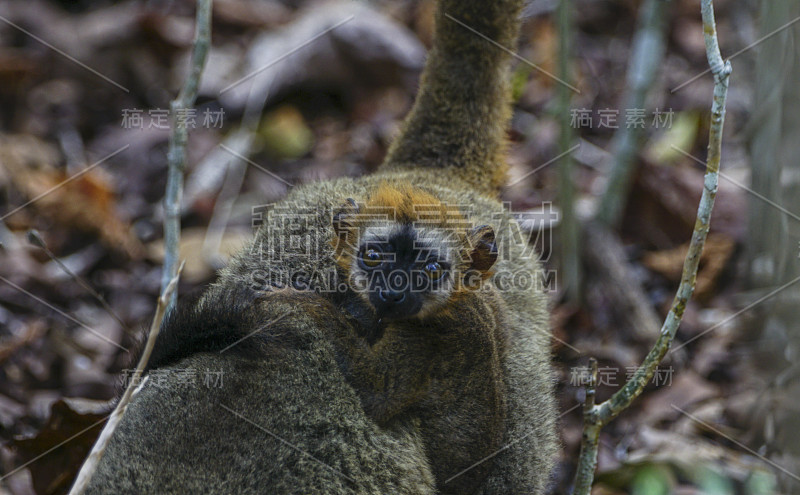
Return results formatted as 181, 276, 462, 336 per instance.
743, 469, 777, 495
259, 105, 314, 159
644, 111, 700, 165
630, 464, 672, 495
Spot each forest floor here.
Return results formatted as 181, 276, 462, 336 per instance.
0, 0, 794, 493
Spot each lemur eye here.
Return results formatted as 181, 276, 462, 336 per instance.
362, 249, 383, 268
424, 261, 443, 279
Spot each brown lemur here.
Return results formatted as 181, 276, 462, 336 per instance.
329, 184, 508, 494
82, 0, 557, 493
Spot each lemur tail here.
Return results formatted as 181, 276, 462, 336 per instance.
379, 0, 525, 197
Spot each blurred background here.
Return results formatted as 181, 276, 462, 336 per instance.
0, 0, 798, 493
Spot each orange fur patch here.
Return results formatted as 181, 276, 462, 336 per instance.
366, 183, 466, 228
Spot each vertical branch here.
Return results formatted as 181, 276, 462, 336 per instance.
571, 0, 731, 492
747, 0, 800, 295
70, 1, 212, 489
557, 0, 581, 302
161, 0, 213, 310
595, 0, 670, 228
573, 359, 600, 495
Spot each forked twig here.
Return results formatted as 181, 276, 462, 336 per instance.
571, 0, 732, 492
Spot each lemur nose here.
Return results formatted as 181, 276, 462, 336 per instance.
379, 289, 406, 304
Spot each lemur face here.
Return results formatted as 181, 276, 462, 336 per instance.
351, 223, 456, 320
332, 184, 498, 321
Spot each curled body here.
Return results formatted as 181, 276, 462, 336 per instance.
82, 0, 558, 493
220, 169, 558, 493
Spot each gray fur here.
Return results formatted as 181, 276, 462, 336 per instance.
86, 291, 435, 494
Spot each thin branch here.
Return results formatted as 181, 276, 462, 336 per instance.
161, 0, 213, 310
595, 0, 671, 228
68, 264, 184, 495
573, 358, 599, 495
571, 0, 732, 492
557, 0, 581, 302
71, 3, 209, 487
201, 75, 275, 264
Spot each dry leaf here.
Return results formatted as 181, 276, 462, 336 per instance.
641, 234, 735, 301
1, 135, 144, 259
12, 399, 109, 495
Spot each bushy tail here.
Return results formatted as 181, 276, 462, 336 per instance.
379, 0, 524, 197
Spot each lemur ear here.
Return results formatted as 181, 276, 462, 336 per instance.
468, 225, 497, 272
332, 198, 359, 235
